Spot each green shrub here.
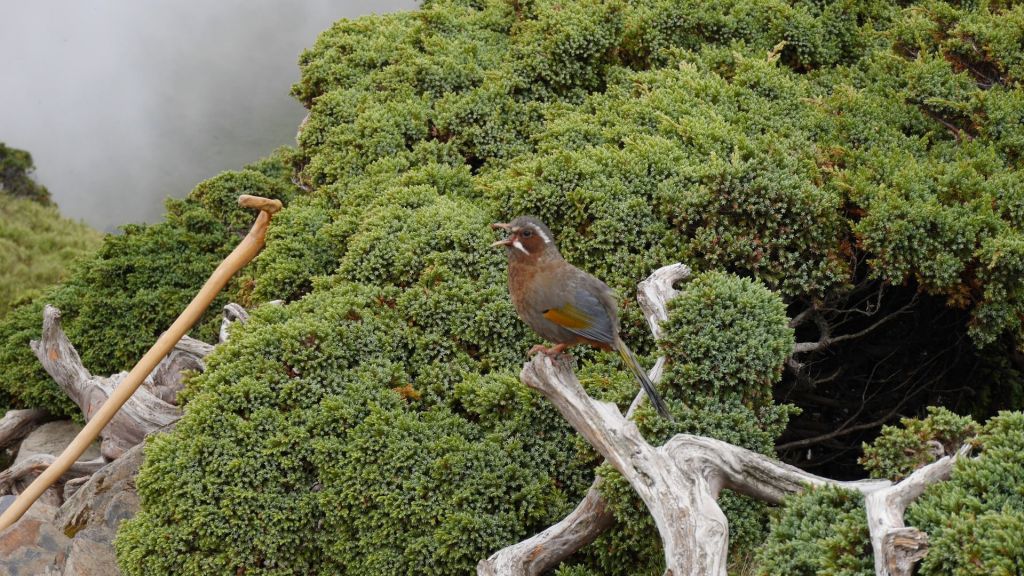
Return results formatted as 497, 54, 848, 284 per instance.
908, 411, 1024, 575
116, 194, 597, 574
859, 406, 978, 481
0, 0, 1010, 572
755, 486, 873, 576
758, 410, 1024, 575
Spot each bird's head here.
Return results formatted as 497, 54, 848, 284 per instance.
491, 216, 560, 263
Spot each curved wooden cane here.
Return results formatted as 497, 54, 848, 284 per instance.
0, 194, 282, 531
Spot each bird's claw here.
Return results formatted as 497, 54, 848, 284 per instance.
527, 346, 575, 369
528, 343, 570, 358
528, 344, 555, 357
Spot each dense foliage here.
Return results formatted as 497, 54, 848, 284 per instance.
757, 410, 1024, 576
0, 0, 1019, 572
755, 485, 874, 576
0, 142, 50, 204
859, 405, 978, 480
908, 411, 1024, 575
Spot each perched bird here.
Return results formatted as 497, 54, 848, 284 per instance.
492, 216, 672, 419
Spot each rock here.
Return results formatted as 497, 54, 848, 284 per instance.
47, 441, 145, 576
62, 476, 90, 502
14, 421, 101, 466
7, 421, 104, 507
0, 499, 67, 575
61, 527, 119, 576
56, 441, 143, 537
0, 437, 148, 575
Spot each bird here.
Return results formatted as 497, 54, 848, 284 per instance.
491, 216, 672, 419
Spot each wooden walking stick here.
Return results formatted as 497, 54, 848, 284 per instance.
0, 194, 282, 532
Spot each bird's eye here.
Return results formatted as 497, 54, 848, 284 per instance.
521, 229, 533, 238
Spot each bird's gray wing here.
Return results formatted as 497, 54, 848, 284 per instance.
541, 282, 617, 345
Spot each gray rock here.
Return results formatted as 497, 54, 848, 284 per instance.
56, 441, 143, 536
0, 494, 16, 516
61, 527, 120, 576
13, 421, 101, 466
0, 500, 66, 575
0, 443, 146, 575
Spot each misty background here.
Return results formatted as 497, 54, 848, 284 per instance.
1, 0, 417, 232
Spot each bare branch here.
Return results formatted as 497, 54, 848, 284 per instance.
0, 409, 48, 451
477, 482, 613, 576
220, 302, 251, 343
521, 356, 732, 575
666, 435, 889, 504
519, 354, 894, 575
788, 305, 815, 329
0, 453, 106, 495
792, 298, 917, 354
776, 409, 903, 451
636, 263, 691, 340
481, 263, 955, 576
865, 445, 970, 576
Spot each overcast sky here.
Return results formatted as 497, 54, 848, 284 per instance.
1, 1, 416, 232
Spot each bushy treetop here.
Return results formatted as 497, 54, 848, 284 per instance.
0, 142, 50, 204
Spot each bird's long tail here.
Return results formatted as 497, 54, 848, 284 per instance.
614, 338, 672, 420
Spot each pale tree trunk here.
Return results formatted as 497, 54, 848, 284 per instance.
26, 302, 254, 460
866, 446, 969, 576
0, 453, 106, 503
0, 302, 248, 506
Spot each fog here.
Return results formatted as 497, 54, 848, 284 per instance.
0, 0, 417, 232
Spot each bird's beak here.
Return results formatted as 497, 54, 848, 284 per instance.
491, 222, 512, 247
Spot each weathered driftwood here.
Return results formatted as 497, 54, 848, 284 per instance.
519, 355, 891, 575
478, 263, 689, 576
866, 445, 969, 576
0, 454, 105, 497
0, 409, 48, 451
26, 302, 255, 459
0, 305, 241, 510
482, 263, 963, 576
477, 482, 614, 576
5, 301, 241, 498
145, 335, 213, 405
30, 306, 187, 460
219, 302, 250, 343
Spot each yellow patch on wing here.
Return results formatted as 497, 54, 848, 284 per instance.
543, 304, 592, 329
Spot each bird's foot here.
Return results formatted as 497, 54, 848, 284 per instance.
528, 343, 569, 357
